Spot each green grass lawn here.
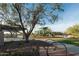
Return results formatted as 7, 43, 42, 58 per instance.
50, 38, 79, 46
35, 37, 79, 46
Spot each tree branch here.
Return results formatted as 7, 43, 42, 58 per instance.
12, 4, 28, 36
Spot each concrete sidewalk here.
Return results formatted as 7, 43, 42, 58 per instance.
64, 44, 79, 55
42, 39, 79, 55
55, 43, 79, 56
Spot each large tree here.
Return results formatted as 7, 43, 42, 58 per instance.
0, 3, 63, 42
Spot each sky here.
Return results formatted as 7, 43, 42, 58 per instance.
33, 3, 79, 33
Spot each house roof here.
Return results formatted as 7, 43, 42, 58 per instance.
0, 24, 23, 31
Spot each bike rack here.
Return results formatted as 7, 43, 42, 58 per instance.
52, 42, 68, 56
36, 41, 68, 56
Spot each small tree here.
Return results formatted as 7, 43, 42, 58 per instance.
0, 3, 64, 42
39, 27, 52, 36
65, 24, 79, 38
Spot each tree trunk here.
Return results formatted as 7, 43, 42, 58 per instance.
25, 35, 29, 42
14, 6, 29, 42
10, 31, 13, 38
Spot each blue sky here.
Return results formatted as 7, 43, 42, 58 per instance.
34, 3, 79, 33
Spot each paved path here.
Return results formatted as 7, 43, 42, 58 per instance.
56, 43, 79, 53
64, 44, 79, 55
45, 40, 79, 55
52, 42, 79, 55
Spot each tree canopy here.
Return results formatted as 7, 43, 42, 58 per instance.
0, 3, 64, 42
65, 24, 79, 38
